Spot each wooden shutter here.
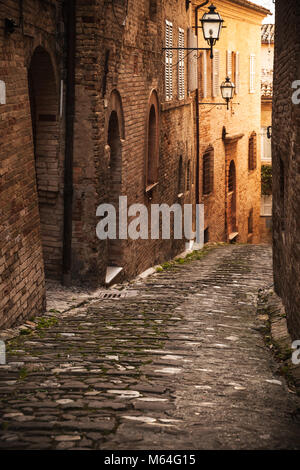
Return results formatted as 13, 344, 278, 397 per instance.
250, 54, 255, 93
261, 195, 272, 216
165, 21, 173, 101
227, 50, 232, 78
188, 27, 197, 93
235, 51, 240, 94
212, 50, 220, 98
203, 50, 207, 98
178, 28, 185, 100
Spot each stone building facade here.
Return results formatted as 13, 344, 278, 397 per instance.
260, 23, 273, 244
193, 0, 268, 245
273, 0, 300, 339
0, 0, 196, 328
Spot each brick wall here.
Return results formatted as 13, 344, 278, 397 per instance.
0, 0, 65, 328
71, 0, 196, 283
273, 0, 300, 339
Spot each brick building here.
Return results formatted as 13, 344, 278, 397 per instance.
193, 0, 268, 244
273, 0, 300, 339
0, 0, 197, 329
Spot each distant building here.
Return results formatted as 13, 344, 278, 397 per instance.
260, 24, 274, 243
273, 0, 300, 339
193, 0, 269, 244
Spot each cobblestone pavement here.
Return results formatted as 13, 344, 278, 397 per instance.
0, 244, 300, 450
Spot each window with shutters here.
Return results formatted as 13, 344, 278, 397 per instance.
250, 54, 255, 93
261, 127, 272, 162
200, 50, 208, 98
212, 50, 220, 98
248, 131, 257, 171
178, 28, 185, 100
203, 147, 214, 195
235, 52, 240, 94
227, 50, 233, 79
165, 21, 173, 101
188, 27, 198, 93
261, 195, 272, 217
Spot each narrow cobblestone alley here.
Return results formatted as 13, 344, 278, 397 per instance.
0, 244, 299, 450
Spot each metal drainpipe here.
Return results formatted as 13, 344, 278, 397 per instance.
195, 1, 208, 206
63, 0, 76, 285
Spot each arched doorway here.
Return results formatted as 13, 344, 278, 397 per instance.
107, 110, 123, 268
28, 47, 62, 279
228, 160, 237, 236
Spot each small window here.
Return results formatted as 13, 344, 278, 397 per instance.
248, 132, 257, 171
248, 208, 253, 234
203, 148, 214, 195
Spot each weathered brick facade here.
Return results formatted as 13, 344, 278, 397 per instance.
0, 0, 196, 328
0, 0, 65, 328
273, 0, 300, 339
72, 0, 196, 284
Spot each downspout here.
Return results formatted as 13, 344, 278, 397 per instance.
63, 0, 76, 285
195, 1, 209, 206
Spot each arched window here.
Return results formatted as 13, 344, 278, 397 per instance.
178, 156, 184, 195
186, 160, 191, 191
228, 160, 236, 192
248, 131, 257, 171
203, 147, 214, 195
146, 91, 159, 190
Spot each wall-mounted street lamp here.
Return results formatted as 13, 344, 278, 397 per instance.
199, 76, 238, 111
163, 3, 224, 60
267, 125, 272, 139
201, 4, 224, 59
220, 76, 235, 109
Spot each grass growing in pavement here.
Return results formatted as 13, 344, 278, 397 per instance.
156, 243, 227, 272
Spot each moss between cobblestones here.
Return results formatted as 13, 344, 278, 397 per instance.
156, 243, 226, 272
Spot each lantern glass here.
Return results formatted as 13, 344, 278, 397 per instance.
221, 77, 235, 100
201, 4, 223, 45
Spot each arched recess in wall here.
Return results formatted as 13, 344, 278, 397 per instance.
106, 90, 125, 268
145, 90, 160, 190
28, 46, 62, 280
228, 160, 237, 234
